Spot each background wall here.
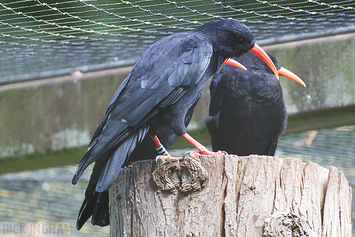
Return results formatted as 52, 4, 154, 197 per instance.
1, 33, 355, 159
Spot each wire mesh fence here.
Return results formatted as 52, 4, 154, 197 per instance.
1, 0, 355, 83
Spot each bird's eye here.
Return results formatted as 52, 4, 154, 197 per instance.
236, 37, 244, 44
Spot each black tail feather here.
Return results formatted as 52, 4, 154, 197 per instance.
76, 191, 109, 230
91, 191, 109, 227
75, 126, 148, 230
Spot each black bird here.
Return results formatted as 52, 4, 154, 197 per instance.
72, 19, 278, 230
205, 51, 305, 156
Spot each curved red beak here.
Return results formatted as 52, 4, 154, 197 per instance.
223, 58, 247, 71
249, 43, 279, 79
278, 67, 306, 87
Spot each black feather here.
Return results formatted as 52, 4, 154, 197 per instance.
206, 51, 287, 156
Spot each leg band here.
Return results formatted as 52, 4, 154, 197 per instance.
156, 145, 168, 155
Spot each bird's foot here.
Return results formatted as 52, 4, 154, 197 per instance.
183, 149, 227, 159
155, 153, 172, 164
181, 133, 227, 157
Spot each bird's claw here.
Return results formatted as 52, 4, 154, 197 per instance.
183, 151, 192, 160
219, 150, 228, 155
155, 153, 172, 164
155, 155, 160, 164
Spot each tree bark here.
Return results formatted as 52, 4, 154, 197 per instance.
109, 155, 352, 237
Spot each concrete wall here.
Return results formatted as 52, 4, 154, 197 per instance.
265, 33, 355, 114
0, 68, 130, 158
1, 32, 355, 159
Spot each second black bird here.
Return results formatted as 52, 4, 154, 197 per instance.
205, 52, 305, 156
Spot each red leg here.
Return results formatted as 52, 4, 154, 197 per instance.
182, 133, 224, 156
149, 134, 171, 158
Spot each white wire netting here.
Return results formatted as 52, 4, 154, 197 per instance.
1, 0, 354, 83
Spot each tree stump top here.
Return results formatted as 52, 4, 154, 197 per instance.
109, 155, 352, 237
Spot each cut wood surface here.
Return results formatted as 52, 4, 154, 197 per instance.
109, 155, 352, 237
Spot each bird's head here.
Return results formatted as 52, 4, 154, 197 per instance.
236, 51, 306, 87
195, 20, 254, 58
196, 19, 279, 79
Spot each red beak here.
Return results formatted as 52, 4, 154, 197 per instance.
278, 67, 306, 87
249, 43, 279, 79
223, 58, 247, 71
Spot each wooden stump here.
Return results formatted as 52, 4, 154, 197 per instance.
109, 155, 352, 237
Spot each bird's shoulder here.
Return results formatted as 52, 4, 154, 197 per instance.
247, 70, 282, 99
130, 32, 213, 86
110, 32, 213, 108
209, 65, 283, 116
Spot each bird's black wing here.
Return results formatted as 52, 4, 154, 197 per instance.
73, 32, 213, 184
